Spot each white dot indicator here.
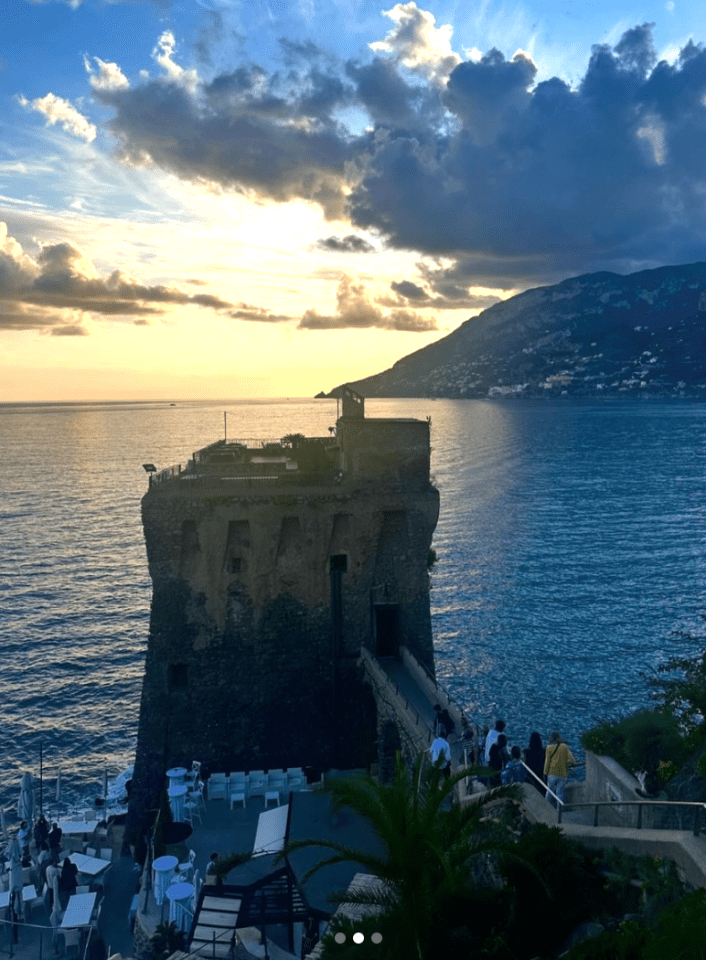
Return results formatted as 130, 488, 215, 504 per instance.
334, 932, 346, 944
371, 932, 383, 944
353, 932, 364, 944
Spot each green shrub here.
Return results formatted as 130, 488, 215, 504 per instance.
582, 709, 687, 788
644, 889, 706, 960
581, 718, 628, 765
563, 920, 649, 960
499, 824, 607, 957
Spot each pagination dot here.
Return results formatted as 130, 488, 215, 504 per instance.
334, 932, 347, 944
352, 932, 364, 943
371, 932, 383, 944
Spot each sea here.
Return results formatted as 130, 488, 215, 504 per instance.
1, 397, 704, 817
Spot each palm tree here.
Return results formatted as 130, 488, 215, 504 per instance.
282, 754, 520, 960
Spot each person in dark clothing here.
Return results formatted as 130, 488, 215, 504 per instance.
488, 734, 509, 787
48, 823, 62, 853
523, 731, 546, 794
433, 704, 456, 737
34, 814, 49, 849
59, 857, 78, 908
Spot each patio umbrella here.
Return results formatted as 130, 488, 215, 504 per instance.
18, 773, 34, 822
0, 808, 7, 838
56, 769, 62, 805
6, 837, 22, 893
104, 768, 108, 803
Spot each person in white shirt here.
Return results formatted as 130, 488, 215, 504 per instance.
484, 719, 507, 764
430, 728, 452, 778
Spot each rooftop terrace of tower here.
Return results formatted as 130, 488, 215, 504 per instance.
145, 415, 434, 496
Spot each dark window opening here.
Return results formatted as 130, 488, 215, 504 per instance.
330, 554, 348, 573
228, 557, 243, 574
168, 663, 189, 692
374, 604, 400, 658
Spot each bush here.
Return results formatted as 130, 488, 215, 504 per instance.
644, 889, 706, 960
499, 824, 607, 957
582, 709, 687, 789
563, 920, 649, 960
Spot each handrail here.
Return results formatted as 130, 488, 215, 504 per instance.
400, 647, 484, 756
558, 799, 706, 835
519, 761, 564, 808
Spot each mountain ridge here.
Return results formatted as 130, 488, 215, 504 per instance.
321, 262, 706, 399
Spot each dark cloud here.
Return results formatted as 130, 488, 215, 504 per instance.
229, 302, 293, 322
86, 21, 706, 288
383, 274, 501, 310
51, 323, 90, 336
95, 42, 353, 219
390, 279, 428, 300
346, 24, 706, 284
298, 274, 437, 331
0, 222, 233, 332
315, 234, 376, 253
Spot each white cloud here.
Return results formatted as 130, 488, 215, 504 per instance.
84, 56, 130, 92
19, 93, 97, 142
370, 2, 461, 80
152, 31, 199, 92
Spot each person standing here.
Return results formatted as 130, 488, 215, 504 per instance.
488, 734, 509, 787
45, 857, 61, 910
523, 731, 546, 794
430, 728, 452, 779
48, 822, 62, 853
544, 731, 576, 806
484, 720, 506, 764
433, 704, 455, 737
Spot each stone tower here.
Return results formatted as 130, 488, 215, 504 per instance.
130, 389, 439, 815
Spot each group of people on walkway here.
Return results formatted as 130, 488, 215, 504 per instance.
429, 707, 578, 804
482, 721, 578, 802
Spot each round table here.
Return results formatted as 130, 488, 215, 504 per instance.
166, 881, 195, 932
166, 767, 188, 787
168, 784, 188, 822
152, 855, 178, 906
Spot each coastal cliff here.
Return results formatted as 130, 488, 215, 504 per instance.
324, 262, 706, 399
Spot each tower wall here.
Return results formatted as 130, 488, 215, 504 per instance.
131, 413, 439, 818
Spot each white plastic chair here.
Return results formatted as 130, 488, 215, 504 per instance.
207, 773, 228, 801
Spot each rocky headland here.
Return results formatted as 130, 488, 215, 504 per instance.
322, 262, 706, 399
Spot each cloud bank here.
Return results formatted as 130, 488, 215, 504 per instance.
299, 274, 438, 330
0, 222, 233, 333
82, 13, 706, 292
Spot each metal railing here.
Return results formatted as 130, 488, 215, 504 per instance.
401, 647, 484, 754
558, 799, 706, 835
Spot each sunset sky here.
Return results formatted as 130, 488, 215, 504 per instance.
2, 0, 705, 400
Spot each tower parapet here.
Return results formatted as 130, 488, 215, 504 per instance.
131, 396, 439, 819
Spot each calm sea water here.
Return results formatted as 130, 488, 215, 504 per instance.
0, 398, 704, 814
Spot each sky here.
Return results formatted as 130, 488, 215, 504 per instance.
1, 0, 705, 400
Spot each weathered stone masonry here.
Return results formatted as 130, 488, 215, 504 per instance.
131, 392, 439, 819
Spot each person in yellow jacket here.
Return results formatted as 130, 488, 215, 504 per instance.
543, 730, 575, 806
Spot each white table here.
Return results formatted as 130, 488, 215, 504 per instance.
0, 885, 36, 909
61, 891, 96, 928
153, 855, 178, 906
168, 784, 188, 822
68, 853, 111, 878
56, 820, 95, 836
166, 766, 187, 787
166, 881, 194, 931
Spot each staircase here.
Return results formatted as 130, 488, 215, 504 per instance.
187, 887, 241, 958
